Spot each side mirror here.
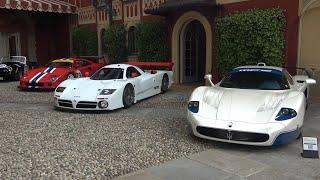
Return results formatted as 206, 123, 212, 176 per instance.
204, 74, 215, 87
306, 78, 316, 85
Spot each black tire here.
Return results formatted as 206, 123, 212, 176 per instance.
305, 89, 309, 110
14, 70, 23, 81
122, 84, 135, 108
161, 74, 169, 93
297, 131, 302, 139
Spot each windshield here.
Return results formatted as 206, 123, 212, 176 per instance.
47, 62, 72, 68
220, 70, 290, 90
90, 68, 124, 80
1, 56, 26, 64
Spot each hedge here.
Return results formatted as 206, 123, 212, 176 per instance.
216, 8, 286, 75
104, 24, 127, 63
136, 22, 169, 62
72, 27, 98, 56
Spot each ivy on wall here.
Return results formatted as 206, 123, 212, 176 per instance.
72, 27, 98, 56
104, 24, 127, 63
136, 22, 169, 62
216, 8, 286, 75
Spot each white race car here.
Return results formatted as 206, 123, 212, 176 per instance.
54, 64, 173, 110
188, 64, 316, 146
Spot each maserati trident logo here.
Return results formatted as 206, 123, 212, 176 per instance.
226, 130, 233, 140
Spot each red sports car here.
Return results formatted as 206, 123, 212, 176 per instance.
19, 58, 105, 90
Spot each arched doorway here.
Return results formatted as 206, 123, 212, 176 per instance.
181, 20, 206, 83
299, 0, 320, 100
127, 26, 138, 54
172, 11, 213, 84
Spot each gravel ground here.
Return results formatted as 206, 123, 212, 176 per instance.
0, 81, 214, 179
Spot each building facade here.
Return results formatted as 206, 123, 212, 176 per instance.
76, 0, 319, 88
0, 0, 78, 65
2, 0, 319, 91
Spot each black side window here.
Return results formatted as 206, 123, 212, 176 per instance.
126, 67, 141, 78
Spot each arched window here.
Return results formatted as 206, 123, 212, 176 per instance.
101, 28, 107, 55
128, 26, 138, 54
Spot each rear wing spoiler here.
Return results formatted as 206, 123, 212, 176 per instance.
126, 62, 174, 71
284, 67, 314, 78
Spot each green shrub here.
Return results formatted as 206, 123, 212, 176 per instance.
104, 24, 127, 63
72, 27, 98, 56
216, 8, 286, 75
136, 22, 169, 62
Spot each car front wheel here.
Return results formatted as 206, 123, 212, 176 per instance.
123, 84, 135, 108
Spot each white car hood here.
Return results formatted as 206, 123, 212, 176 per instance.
59, 78, 125, 101
202, 88, 289, 123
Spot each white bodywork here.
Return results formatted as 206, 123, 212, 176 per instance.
54, 64, 173, 111
188, 65, 316, 146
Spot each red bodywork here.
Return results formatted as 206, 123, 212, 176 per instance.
126, 62, 174, 70
19, 58, 105, 90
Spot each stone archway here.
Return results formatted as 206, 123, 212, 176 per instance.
180, 20, 206, 83
298, 0, 320, 67
298, 0, 320, 100
172, 11, 213, 84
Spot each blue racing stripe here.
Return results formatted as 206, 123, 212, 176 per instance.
232, 68, 283, 76
31, 67, 54, 84
45, 67, 54, 73
31, 73, 44, 84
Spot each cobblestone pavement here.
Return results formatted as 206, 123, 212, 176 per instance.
1, 82, 319, 179
0, 82, 213, 179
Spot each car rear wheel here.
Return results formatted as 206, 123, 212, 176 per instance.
161, 74, 169, 93
123, 84, 135, 108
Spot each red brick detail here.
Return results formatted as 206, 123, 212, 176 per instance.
79, 0, 92, 8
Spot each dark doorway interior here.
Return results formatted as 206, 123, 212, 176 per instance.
9, 35, 17, 56
182, 20, 206, 83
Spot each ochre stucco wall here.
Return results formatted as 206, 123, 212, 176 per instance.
300, 6, 320, 68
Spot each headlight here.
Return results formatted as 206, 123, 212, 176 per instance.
275, 108, 297, 121
56, 87, 66, 93
98, 100, 108, 108
51, 76, 59, 82
188, 101, 199, 113
100, 89, 116, 95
